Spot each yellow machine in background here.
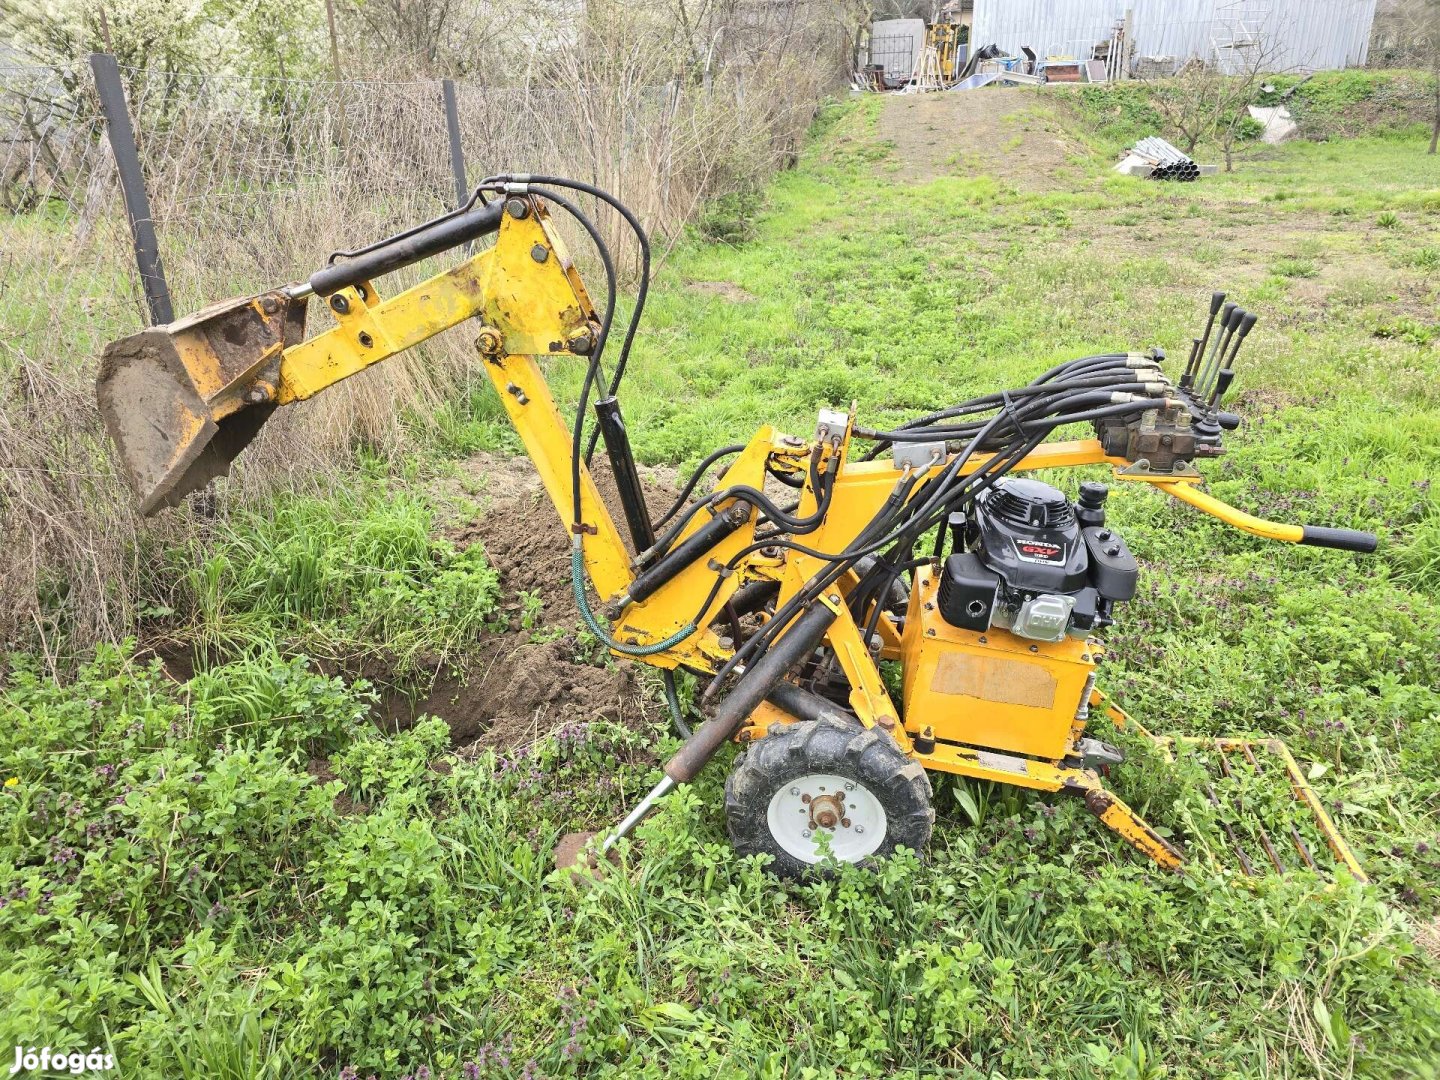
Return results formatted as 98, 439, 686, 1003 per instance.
927, 22, 966, 83
97, 180, 1374, 882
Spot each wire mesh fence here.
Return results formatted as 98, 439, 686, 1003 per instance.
0, 44, 835, 662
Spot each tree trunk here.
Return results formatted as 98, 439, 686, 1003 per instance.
1430, 77, 1438, 154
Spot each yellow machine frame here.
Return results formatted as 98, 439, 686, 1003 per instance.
110, 195, 1366, 881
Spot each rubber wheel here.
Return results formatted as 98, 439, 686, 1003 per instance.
724, 717, 934, 878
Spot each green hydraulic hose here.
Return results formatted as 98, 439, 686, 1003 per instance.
571, 541, 696, 657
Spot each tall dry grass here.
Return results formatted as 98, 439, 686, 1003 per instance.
0, 1, 849, 668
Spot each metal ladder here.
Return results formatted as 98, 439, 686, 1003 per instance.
1210, 0, 1271, 73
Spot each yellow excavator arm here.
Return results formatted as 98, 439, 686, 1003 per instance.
97, 192, 637, 599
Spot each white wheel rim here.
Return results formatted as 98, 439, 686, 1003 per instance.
766, 772, 887, 865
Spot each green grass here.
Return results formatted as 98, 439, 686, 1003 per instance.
4, 90, 1440, 1078
158, 481, 503, 679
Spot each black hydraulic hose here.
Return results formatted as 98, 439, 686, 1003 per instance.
859, 556, 930, 645
478, 173, 653, 463
704, 409, 1013, 697
703, 409, 1044, 703
511, 175, 652, 400
862, 386, 1160, 443
1029, 352, 1130, 384
643, 448, 837, 568
859, 370, 1151, 459
654, 444, 746, 529
766, 462, 807, 488
887, 388, 1157, 443
531, 187, 617, 527
1035, 355, 1144, 383
699, 490, 915, 699
892, 366, 1140, 430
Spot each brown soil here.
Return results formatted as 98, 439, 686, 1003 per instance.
147, 451, 685, 756
402, 636, 649, 752
876, 87, 1084, 189
392, 450, 683, 752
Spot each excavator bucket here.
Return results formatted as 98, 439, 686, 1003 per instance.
97, 291, 305, 514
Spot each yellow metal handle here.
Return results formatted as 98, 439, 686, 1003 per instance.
1164, 483, 1377, 552
1164, 482, 1303, 543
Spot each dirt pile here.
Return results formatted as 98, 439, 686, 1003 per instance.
397, 450, 683, 751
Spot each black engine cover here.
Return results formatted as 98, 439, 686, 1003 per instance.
971, 478, 1088, 595
938, 552, 1000, 631
1082, 526, 1138, 601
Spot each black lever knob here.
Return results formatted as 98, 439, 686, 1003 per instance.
1211, 368, 1235, 405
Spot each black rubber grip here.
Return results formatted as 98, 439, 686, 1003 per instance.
308, 200, 505, 297
1300, 525, 1378, 553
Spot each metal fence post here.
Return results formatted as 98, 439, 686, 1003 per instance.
89, 52, 172, 326
441, 79, 468, 208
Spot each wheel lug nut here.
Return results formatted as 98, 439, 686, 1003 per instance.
802, 830, 811, 839
790, 787, 800, 796
845, 781, 855, 790
854, 825, 864, 834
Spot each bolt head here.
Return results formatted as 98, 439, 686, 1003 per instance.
854, 825, 864, 835
476, 328, 503, 357
844, 781, 855, 791
506, 197, 529, 219
801, 830, 811, 840
531, 243, 549, 263
790, 787, 800, 796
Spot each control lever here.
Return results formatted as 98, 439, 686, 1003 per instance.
1209, 369, 1235, 408
1197, 305, 1241, 401
1221, 311, 1257, 370
1182, 291, 1226, 388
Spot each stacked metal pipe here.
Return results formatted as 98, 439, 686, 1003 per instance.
1131, 136, 1199, 182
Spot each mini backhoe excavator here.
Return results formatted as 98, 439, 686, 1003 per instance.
97, 177, 1376, 881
